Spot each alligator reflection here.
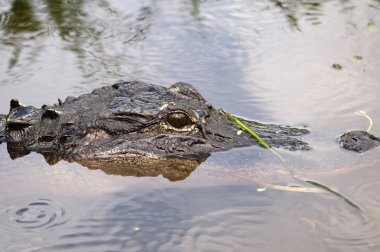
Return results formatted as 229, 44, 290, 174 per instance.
79, 157, 205, 181
6, 142, 206, 181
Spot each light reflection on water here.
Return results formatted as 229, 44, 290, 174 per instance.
1, 0, 380, 251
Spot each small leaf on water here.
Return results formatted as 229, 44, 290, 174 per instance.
237, 130, 243, 135
368, 21, 377, 31
352, 55, 363, 61
257, 187, 267, 192
331, 64, 342, 70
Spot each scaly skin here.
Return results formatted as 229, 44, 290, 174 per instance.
339, 131, 380, 153
1, 81, 376, 179
0, 81, 311, 160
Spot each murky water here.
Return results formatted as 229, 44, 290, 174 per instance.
1, 0, 380, 251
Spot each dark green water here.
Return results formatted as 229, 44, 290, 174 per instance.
0, 0, 380, 251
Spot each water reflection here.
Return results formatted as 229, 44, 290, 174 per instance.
270, 0, 322, 29
78, 157, 204, 181
4, 141, 206, 181
4, 0, 41, 34
2, 0, 42, 69
0, 0, 152, 84
43, 0, 86, 42
0, 0, 364, 84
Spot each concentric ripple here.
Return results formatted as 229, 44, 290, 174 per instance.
301, 192, 380, 251
1, 199, 69, 232
352, 179, 380, 219
323, 214, 380, 251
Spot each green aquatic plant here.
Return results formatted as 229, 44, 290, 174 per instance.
221, 109, 286, 163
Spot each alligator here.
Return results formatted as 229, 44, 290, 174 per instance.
0, 81, 378, 180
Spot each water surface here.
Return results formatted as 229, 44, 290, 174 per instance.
1, 0, 380, 251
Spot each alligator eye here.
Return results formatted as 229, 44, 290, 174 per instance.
167, 112, 193, 128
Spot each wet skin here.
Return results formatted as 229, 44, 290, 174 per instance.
0, 81, 376, 180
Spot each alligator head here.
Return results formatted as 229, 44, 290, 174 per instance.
0, 81, 310, 180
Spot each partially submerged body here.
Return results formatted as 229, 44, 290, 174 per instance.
0, 81, 377, 180
339, 131, 379, 153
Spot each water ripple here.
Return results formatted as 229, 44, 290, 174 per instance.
1, 198, 69, 232
354, 179, 380, 219
323, 213, 380, 251
293, 191, 380, 251
321, 164, 380, 251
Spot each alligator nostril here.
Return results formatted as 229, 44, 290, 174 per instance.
42, 109, 61, 119
112, 83, 120, 89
